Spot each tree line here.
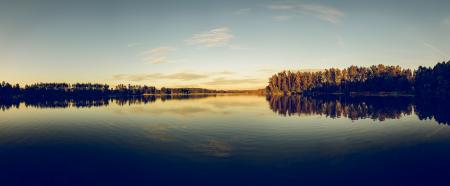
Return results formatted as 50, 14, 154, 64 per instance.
266, 61, 450, 98
0, 82, 249, 99
414, 62, 450, 98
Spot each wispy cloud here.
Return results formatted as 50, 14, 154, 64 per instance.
164, 72, 208, 80
424, 43, 448, 58
113, 72, 266, 89
228, 44, 253, 50
204, 77, 263, 85
186, 27, 234, 48
217, 71, 236, 75
141, 47, 176, 64
235, 8, 251, 15
127, 42, 142, 48
268, 3, 345, 24
267, 5, 294, 10
272, 15, 292, 21
113, 72, 208, 82
299, 4, 344, 24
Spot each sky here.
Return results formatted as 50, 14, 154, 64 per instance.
0, 0, 449, 89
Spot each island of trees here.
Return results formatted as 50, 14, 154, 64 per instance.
266, 61, 450, 98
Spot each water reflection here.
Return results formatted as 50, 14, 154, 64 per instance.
2, 95, 450, 125
0, 95, 213, 111
1, 95, 450, 185
266, 95, 450, 125
194, 139, 233, 157
143, 123, 178, 142
415, 98, 450, 125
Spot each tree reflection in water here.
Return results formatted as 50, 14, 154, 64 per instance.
266, 95, 450, 125
0, 94, 213, 111
1, 95, 449, 125
414, 98, 450, 125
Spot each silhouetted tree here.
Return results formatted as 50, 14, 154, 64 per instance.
267, 64, 415, 95
415, 61, 450, 99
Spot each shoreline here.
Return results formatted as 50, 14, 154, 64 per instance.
267, 91, 415, 97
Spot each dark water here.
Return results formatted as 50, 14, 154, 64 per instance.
0, 95, 450, 185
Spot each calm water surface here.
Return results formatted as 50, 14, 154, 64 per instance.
0, 95, 449, 185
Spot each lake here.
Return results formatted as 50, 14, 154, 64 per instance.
0, 95, 449, 185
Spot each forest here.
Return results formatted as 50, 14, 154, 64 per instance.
266, 61, 450, 98
0, 82, 258, 99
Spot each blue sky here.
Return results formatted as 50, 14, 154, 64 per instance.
1, 0, 449, 89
